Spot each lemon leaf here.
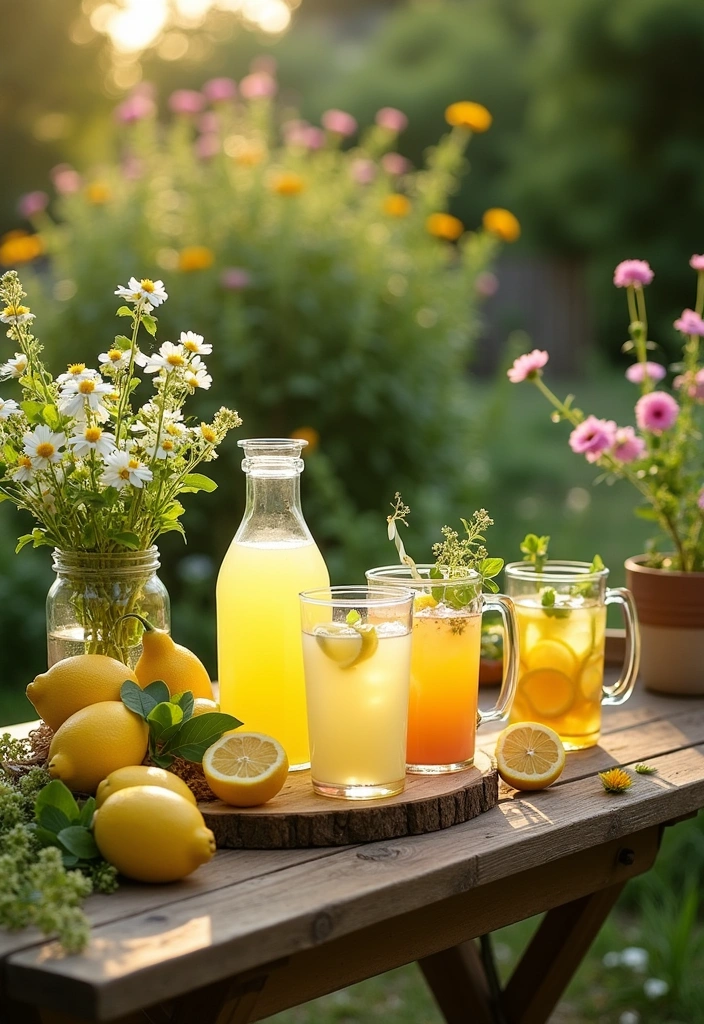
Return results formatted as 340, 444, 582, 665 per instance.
144, 680, 170, 705
120, 680, 158, 719
180, 473, 218, 494
57, 826, 100, 861
171, 691, 194, 722
147, 702, 183, 742
35, 780, 80, 827
37, 806, 72, 834
77, 797, 96, 829
165, 712, 242, 763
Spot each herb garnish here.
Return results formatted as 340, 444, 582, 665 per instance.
519, 534, 604, 614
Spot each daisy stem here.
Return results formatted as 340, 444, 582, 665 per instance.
114, 304, 144, 446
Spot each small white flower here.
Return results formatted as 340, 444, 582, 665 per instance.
0, 353, 28, 380
146, 436, 178, 459
144, 341, 187, 375
67, 425, 117, 458
23, 425, 66, 467
184, 355, 212, 390
163, 420, 186, 438
602, 951, 622, 969
101, 449, 153, 490
0, 304, 34, 325
12, 454, 35, 482
98, 349, 130, 372
180, 331, 212, 355
621, 948, 649, 973
58, 375, 113, 417
115, 276, 168, 307
56, 363, 100, 385
39, 483, 57, 514
643, 978, 668, 1000
133, 349, 149, 368
0, 397, 21, 420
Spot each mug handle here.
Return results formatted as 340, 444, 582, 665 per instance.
602, 587, 640, 706
478, 594, 519, 726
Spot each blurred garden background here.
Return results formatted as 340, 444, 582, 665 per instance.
2, 0, 704, 1019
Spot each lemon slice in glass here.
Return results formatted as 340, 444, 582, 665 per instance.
315, 622, 378, 668
496, 722, 566, 791
525, 638, 577, 677
521, 667, 576, 718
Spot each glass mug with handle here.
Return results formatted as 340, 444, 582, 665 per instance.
365, 566, 519, 773
504, 561, 640, 750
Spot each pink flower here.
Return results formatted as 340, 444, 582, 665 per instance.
351, 158, 376, 185
203, 77, 237, 103
195, 134, 220, 160
611, 426, 645, 464
168, 90, 205, 116
507, 349, 549, 383
569, 416, 617, 463
673, 369, 704, 401
302, 126, 325, 150
115, 93, 155, 123
321, 109, 357, 137
381, 152, 410, 176
51, 164, 82, 195
699, 487, 704, 511
635, 391, 679, 433
199, 112, 220, 134
239, 72, 277, 100
283, 120, 324, 150
18, 191, 49, 218
375, 107, 408, 132
613, 259, 654, 288
674, 308, 704, 336
625, 362, 666, 384
690, 255, 704, 271
220, 267, 252, 290
475, 272, 499, 297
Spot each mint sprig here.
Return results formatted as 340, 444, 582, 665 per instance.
30, 780, 100, 867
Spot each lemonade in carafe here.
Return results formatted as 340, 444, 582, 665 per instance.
216, 439, 329, 769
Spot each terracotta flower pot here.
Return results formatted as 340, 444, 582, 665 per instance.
625, 555, 704, 695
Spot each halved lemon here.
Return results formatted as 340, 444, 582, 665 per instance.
496, 722, 566, 791
315, 622, 378, 668
521, 668, 576, 718
203, 732, 289, 807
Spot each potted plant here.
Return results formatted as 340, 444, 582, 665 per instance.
508, 256, 704, 694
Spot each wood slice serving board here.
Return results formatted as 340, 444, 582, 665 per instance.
200, 765, 498, 849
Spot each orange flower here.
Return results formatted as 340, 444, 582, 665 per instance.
0, 230, 44, 266
86, 182, 111, 205
445, 101, 492, 133
270, 172, 305, 196
383, 194, 411, 217
291, 426, 319, 454
426, 212, 464, 241
178, 246, 215, 272
482, 207, 521, 243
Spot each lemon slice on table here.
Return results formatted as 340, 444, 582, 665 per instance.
203, 732, 289, 807
521, 668, 576, 719
496, 723, 566, 791
315, 621, 378, 668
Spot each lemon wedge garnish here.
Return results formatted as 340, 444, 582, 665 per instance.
315, 621, 378, 668
496, 722, 566, 791
414, 594, 438, 612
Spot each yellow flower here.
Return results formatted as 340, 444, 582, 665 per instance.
0, 230, 44, 266
483, 207, 521, 243
445, 101, 492, 133
291, 426, 319, 454
426, 212, 464, 241
599, 767, 633, 794
200, 423, 217, 443
178, 246, 215, 272
86, 182, 111, 205
270, 172, 305, 197
383, 194, 411, 218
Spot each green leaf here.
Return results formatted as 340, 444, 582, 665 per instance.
147, 701, 183, 742
479, 557, 504, 578
35, 780, 80, 826
42, 405, 61, 429
141, 313, 157, 336
541, 587, 556, 608
144, 680, 170, 705
164, 712, 242, 764
20, 401, 45, 424
180, 473, 218, 494
482, 578, 500, 593
634, 507, 659, 521
590, 554, 605, 573
112, 532, 141, 550
120, 680, 158, 719
171, 691, 194, 722
57, 826, 100, 861
429, 566, 443, 580
78, 797, 96, 829
116, 305, 134, 317
15, 534, 34, 553
37, 806, 73, 834
150, 751, 174, 769
114, 334, 132, 350
29, 824, 63, 849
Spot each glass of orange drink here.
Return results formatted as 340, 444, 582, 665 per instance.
365, 566, 519, 773
504, 561, 640, 750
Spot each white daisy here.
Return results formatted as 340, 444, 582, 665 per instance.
0, 353, 28, 380
114, 277, 168, 308
146, 436, 178, 459
56, 363, 100, 385
101, 449, 153, 490
0, 398, 21, 420
12, 455, 35, 483
23, 425, 66, 467
184, 355, 212, 390
144, 341, 188, 375
179, 331, 212, 355
58, 375, 113, 417
98, 349, 130, 372
163, 420, 187, 439
67, 425, 117, 458
0, 304, 35, 325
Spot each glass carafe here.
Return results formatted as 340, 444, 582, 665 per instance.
216, 438, 330, 770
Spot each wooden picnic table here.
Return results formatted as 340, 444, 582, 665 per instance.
2, 646, 704, 1024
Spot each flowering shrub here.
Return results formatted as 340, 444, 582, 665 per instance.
509, 257, 704, 571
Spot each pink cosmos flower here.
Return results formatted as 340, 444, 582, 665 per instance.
195, 134, 220, 161
203, 77, 237, 103
115, 93, 155, 123
625, 362, 666, 384
635, 391, 679, 433
613, 260, 654, 288
569, 416, 617, 463
220, 267, 252, 290
51, 164, 82, 195
674, 369, 704, 401
475, 272, 499, 297
239, 72, 277, 100
690, 255, 704, 271
168, 90, 205, 116
321, 109, 357, 137
351, 158, 376, 185
375, 107, 408, 132
699, 487, 704, 511
674, 308, 704, 336
18, 191, 49, 218
381, 152, 410, 176
611, 426, 645, 464
507, 349, 549, 383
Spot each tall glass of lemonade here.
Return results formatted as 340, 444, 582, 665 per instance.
217, 439, 329, 770
504, 561, 640, 750
365, 566, 519, 773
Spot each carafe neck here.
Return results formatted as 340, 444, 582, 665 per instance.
235, 439, 313, 546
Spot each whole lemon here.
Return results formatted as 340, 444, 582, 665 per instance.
26, 655, 138, 732
93, 786, 216, 882
96, 765, 197, 808
134, 625, 214, 700
49, 702, 148, 794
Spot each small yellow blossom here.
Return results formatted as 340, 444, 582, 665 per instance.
291, 426, 319, 454
599, 767, 633, 794
200, 423, 217, 443
0, 230, 44, 266
178, 246, 215, 272
35, 442, 55, 459
426, 212, 464, 241
482, 207, 521, 243
86, 182, 111, 205
68, 363, 86, 376
383, 194, 411, 218
445, 101, 492, 133
78, 379, 97, 394
84, 427, 102, 443
270, 172, 305, 197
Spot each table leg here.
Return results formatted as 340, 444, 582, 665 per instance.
419, 941, 494, 1024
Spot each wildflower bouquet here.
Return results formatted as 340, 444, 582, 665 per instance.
508, 257, 704, 571
0, 270, 240, 660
